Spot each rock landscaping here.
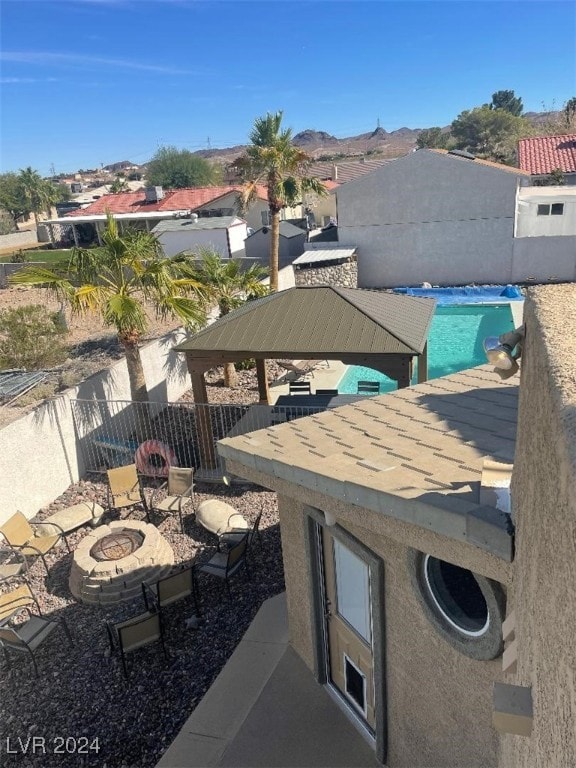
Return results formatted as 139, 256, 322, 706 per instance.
0, 475, 283, 768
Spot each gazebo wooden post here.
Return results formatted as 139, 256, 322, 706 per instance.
417, 342, 429, 384
189, 362, 217, 470
256, 358, 270, 404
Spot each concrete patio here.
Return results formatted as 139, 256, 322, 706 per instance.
157, 593, 380, 768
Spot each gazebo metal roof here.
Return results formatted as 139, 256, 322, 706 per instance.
175, 286, 435, 358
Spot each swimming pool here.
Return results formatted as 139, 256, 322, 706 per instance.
338, 304, 515, 395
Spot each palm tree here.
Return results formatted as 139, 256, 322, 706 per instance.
18, 167, 53, 225
192, 248, 268, 386
9, 213, 207, 411
233, 111, 327, 292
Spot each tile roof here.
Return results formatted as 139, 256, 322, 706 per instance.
518, 134, 576, 175
66, 185, 267, 218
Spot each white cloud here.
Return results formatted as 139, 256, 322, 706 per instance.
0, 77, 60, 83
1, 51, 194, 75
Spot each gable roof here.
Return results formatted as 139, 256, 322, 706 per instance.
518, 134, 576, 175
308, 158, 392, 184
65, 185, 267, 218
175, 286, 435, 356
248, 221, 305, 239
429, 149, 531, 176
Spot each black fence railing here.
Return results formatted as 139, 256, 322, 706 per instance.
70, 398, 325, 481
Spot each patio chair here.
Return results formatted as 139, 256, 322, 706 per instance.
198, 535, 250, 599
148, 467, 194, 533
142, 565, 200, 619
289, 380, 312, 395
218, 507, 263, 553
0, 582, 41, 624
0, 511, 70, 577
106, 464, 149, 522
106, 609, 167, 679
0, 605, 73, 677
315, 388, 339, 396
357, 380, 380, 395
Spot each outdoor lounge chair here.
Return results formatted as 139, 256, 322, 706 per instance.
0, 603, 73, 677
142, 565, 200, 619
106, 464, 149, 522
357, 380, 380, 394
315, 388, 339, 396
0, 512, 70, 577
148, 467, 194, 533
198, 535, 250, 599
277, 359, 319, 380
106, 609, 167, 679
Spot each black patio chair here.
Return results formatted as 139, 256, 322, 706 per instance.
198, 535, 250, 599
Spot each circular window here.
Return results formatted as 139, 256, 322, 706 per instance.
409, 550, 505, 660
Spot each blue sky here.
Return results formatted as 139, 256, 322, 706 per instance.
1, 0, 575, 175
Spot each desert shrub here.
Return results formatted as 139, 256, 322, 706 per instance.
236, 358, 256, 370
0, 304, 68, 370
14, 381, 58, 406
10, 249, 27, 263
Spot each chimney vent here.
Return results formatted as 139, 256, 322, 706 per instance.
145, 186, 164, 203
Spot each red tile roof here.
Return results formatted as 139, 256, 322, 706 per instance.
518, 134, 576, 175
66, 185, 267, 217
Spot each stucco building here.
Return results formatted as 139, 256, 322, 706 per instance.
336, 149, 576, 287
182, 284, 576, 767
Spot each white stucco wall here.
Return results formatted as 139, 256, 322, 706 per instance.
516, 187, 576, 237
0, 328, 190, 523
157, 228, 230, 258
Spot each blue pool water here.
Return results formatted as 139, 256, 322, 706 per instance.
338, 304, 515, 395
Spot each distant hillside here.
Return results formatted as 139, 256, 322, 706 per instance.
104, 110, 565, 171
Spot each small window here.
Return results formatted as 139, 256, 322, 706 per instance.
537, 203, 564, 216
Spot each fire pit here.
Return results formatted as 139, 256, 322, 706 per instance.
69, 521, 174, 605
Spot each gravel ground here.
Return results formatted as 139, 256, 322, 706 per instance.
0, 478, 283, 768
0, 365, 289, 768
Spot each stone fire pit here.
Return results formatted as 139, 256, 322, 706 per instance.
69, 520, 174, 604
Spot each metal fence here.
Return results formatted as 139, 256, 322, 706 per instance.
70, 398, 325, 482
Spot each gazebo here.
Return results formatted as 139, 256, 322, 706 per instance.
174, 286, 436, 469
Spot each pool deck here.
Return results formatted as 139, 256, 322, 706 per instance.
268, 360, 347, 403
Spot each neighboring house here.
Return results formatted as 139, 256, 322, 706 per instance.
518, 134, 576, 185
210, 284, 576, 768
337, 148, 576, 287
42, 185, 300, 247
244, 221, 307, 269
151, 215, 248, 258
513, 185, 576, 281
